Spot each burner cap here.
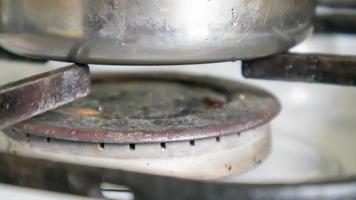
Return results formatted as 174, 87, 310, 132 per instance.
10, 73, 280, 143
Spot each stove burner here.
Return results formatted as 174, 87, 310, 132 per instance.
2, 124, 271, 179
9, 73, 280, 144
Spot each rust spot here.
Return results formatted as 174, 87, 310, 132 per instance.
59, 108, 101, 117
203, 94, 226, 108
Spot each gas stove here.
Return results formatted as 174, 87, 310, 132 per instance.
0, 1, 356, 200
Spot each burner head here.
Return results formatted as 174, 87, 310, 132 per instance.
9, 73, 280, 144
4, 73, 279, 179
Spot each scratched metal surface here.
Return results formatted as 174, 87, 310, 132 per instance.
10, 74, 279, 143
242, 53, 356, 85
0, 64, 90, 129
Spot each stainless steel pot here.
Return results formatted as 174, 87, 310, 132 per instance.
0, 0, 316, 64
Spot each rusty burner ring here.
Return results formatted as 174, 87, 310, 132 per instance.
8, 73, 280, 144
